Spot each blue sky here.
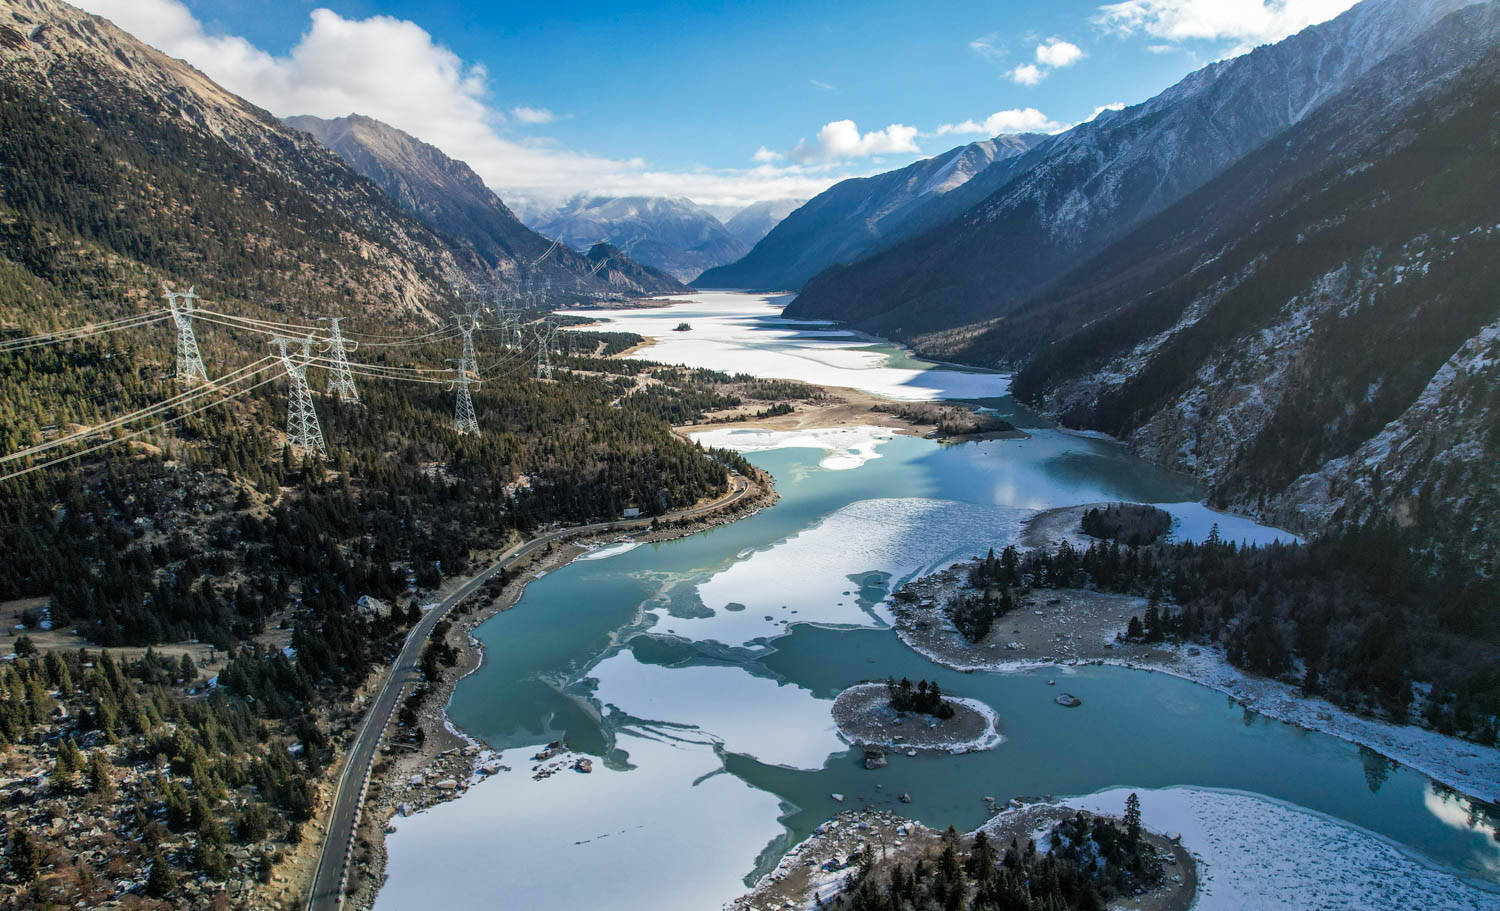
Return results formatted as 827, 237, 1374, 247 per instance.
83, 0, 1359, 210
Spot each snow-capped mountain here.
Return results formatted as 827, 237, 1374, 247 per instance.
786, 0, 1487, 333
695, 135, 1037, 291
285, 115, 686, 295
722, 198, 804, 249
527, 195, 747, 282
998, 1, 1500, 566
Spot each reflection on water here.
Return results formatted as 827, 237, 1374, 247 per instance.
444, 437, 1500, 889
397, 294, 1500, 907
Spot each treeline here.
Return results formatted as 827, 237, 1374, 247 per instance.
970, 529, 1500, 743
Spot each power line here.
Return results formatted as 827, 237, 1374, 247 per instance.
0, 311, 171, 352
0, 357, 279, 466
0, 370, 282, 484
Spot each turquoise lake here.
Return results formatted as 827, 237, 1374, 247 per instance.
377, 294, 1500, 911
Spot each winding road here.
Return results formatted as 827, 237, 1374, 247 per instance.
305, 472, 754, 910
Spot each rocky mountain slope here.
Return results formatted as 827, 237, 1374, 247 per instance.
528, 195, 745, 282
696, 135, 1036, 291
786, 0, 1484, 334
0, 0, 470, 323
285, 114, 685, 296
1005, 10, 1500, 569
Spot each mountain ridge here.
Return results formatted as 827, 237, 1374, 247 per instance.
284, 113, 687, 296
784, 0, 1484, 334
694, 134, 1038, 290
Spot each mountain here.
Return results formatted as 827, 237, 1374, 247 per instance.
1002, 4, 1500, 568
785, 0, 1484, 334
0, 0, 476, 325
695, 135, 1037, 290
284, 114, 686, 296
722, 198, 804, 248
527, 195, 746, 282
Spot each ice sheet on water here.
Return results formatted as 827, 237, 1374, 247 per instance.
690, 425, 897, 470
1154, 501, 1302, 546
561, 292, 1010, 401
670, 497, 1029, 647
376, 730, 785, 911
1061, 787, 1497, 910
587, 650, 842, 770
577, 541, 643, 562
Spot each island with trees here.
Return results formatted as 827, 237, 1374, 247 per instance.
831, 678, 1002, 754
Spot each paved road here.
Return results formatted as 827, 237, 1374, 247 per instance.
305, 473, 753, 910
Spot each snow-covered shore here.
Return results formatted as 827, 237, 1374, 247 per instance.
831, 682, 1004, 754
1050, 787, 1500, 910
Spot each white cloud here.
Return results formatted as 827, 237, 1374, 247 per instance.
1035, 38, 1085, 68
1086, 101, 1126, 121
809, 79, 838, 92
1002, 37, 1086, 85
752, 146, 783, 163
510, 105, 556, 124
73, 0, 853, 208
1095, 0, 1358, 49
968, 32, 1006, 61
787, 120, 920, 164
1008, 63, 1045, 85
936, 107, 1062, 136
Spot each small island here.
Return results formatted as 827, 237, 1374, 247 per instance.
871, 401, 1024, 441
812, 794, 1189, 911
673, 321, 693, 331
832, 678, 1002, 754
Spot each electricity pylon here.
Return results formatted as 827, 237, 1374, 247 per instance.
455, 311, 480, 375
319, 317, 359, 404
271, 335, 326, 456
534, 321, 555, 380
448, 360, 479, 434
163, 286, 208, 386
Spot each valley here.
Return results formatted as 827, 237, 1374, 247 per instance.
368, 294, 1499, 911
0, 0, 1495, 908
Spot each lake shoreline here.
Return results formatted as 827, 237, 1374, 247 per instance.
345, 469, 780, 910
890, 554, 1500, 807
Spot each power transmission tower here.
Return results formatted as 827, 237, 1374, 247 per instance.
163, 286, 208, 386
455, 311, 480, 374
319, 317, 360, 404
271, 335, 326, 456
534, 321, 555, 380
448, 360, 480, 434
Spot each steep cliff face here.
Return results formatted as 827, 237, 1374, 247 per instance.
1011, 29, 1500, 569
286, 115, 688, 295
786, 0, 1485, 335
694, 135, 1036, 291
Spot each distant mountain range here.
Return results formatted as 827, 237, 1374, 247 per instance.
777, 0, 1484, 334
284, 114, 686, 297
695, 135, 1037, 291
721, 199, 804, 249
523, 195, 748, 282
